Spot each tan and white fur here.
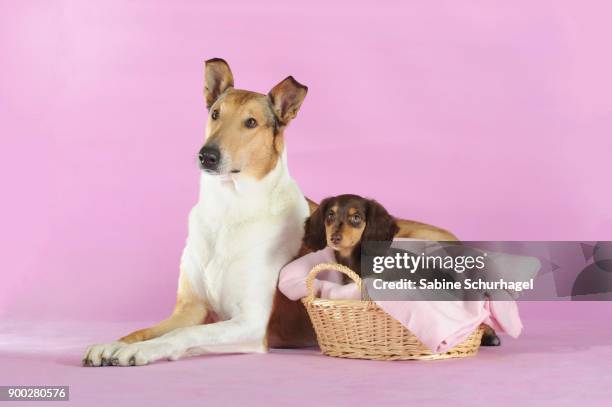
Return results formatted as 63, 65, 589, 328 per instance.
83, 59, 310, 366
83, 58, 464, 367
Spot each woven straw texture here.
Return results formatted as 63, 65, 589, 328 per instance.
302, 263, 484, 361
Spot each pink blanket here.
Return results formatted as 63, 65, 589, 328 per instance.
279, 247, 523, 353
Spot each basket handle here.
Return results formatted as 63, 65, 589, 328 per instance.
305, 263, 363, 301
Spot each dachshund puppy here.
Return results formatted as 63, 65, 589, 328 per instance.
303, 194, 399, 277
303, 194, 501, 347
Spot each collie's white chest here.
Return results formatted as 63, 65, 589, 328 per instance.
179, 169, 309, 317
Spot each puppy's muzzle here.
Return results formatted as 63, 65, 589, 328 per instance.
199, 145, 221, 171
330, 232, 342, 245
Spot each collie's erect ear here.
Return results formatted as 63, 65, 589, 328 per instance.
204, 58, 234, 109
363, 200, 399, 243
268, 76, 308, 127
303, 198, 331, 251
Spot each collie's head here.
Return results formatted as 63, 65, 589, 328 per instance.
198, 58, 307, 180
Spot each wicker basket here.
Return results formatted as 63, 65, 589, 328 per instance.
301, 263, 485, 361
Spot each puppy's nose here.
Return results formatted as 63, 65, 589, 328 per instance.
199, 146, 221, 170
330, 233, 342, 245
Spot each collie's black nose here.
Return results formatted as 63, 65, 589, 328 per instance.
199, 146, 220, 170
330, 233, 342, 245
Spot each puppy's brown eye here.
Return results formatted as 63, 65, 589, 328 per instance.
326, 211, 335, 221
350, 214, 362, 224
245, 118, 258, 128
211, 110, 219, 120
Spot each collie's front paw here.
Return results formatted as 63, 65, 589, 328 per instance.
109, 342, 175, 366
83, 341, 125, 367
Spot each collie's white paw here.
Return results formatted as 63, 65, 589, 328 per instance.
83, 341, 176, 367
82, 341, 125, 367
108, 342, 176, 366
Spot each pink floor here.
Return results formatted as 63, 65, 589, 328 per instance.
1, 313, 611, 406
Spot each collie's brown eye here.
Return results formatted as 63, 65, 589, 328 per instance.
245, 118, 258, 128
211, 109, 219, 120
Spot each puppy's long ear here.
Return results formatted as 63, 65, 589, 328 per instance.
268, 76, 308, 127
363, 200, 399, 243
204, 58, 234, 109
303, 198, 330, 251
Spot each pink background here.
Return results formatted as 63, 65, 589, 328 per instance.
2, 0, 612, 321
